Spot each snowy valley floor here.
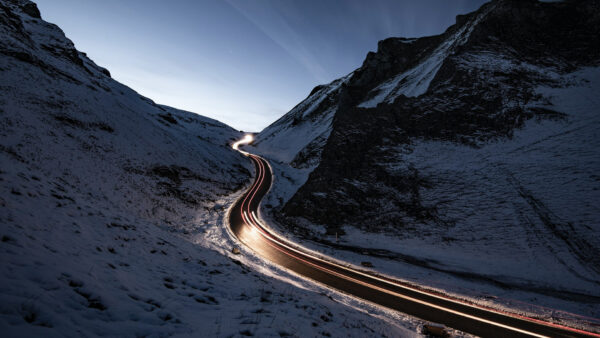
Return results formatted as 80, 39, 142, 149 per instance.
1, 166, 441, 337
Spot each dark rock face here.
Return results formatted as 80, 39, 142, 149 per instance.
21, 2, 40, 18
275, 0, 600, 235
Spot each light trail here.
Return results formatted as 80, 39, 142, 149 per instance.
228, 135, 600, 338
232, 134, 254, 155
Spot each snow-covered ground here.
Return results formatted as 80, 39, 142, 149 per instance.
256, 67, 600, 329
0, 1, 440, 336
358, 4, 492, 108
249, 2, 600, 327
253, 74, 352, 166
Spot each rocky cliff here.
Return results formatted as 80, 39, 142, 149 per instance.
254, 0, 600, 318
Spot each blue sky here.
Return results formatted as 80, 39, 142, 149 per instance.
35, 0, 487, 131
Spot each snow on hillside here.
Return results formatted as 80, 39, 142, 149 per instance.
358, 4, 493, 108
260, 67, 600, 327
253, 3, 498, 211
371, 67, 600, 295
253, 73, 352, 165
250, 74, 354, 214
0, 1, 430, 336
250, 0, 600, 329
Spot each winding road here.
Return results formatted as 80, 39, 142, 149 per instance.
228, 136, 599, 338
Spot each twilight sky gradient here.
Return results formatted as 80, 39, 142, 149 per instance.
35, 0, 487, 131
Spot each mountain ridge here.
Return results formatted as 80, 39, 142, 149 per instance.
1, 1, 415, 336
252, 0, 600, 319
254, 0, 599, 167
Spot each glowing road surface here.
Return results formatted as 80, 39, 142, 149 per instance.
228, 135, 599, 338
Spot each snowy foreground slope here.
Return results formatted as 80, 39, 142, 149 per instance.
0, 1, 427, 336
253, 0, 600, 324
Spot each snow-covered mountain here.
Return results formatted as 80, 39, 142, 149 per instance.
0, 1, 423, 336
255, 73, 352, 167
253, 0, 600, 321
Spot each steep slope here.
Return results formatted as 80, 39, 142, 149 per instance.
254, 0, 600, 320
0, 1, 419, 336
0, 0, 249, 237
254, 73, 352, 167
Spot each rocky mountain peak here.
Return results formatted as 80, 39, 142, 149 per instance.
243, 5, 600, 325
253, 2, 600, 298
252, 1, 600, 204
1, 0, 41, 18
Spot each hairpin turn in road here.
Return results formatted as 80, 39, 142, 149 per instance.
228, 136, 599, 338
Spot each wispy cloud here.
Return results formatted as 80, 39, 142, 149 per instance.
225, 0, 330, 84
